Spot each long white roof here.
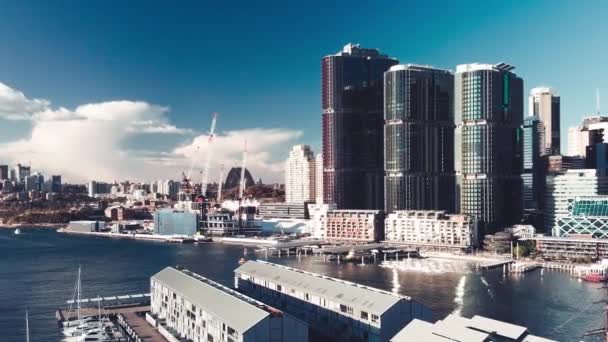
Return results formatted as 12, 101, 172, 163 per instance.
235, 260, 413, 315
152, 267, 279, 334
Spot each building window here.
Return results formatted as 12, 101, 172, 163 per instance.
339, 304, 353, 315
277, 285, 282, 292
371, 314, 379, 323
361, 311, 368, 320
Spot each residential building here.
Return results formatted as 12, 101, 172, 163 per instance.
322, 43, 398, 210
285, 145, 316, 204
0, 165, 8, 180
324, 209, 385, 242
88, 180, 111, 197
307, 203, 337, 239
455, 63, 523, 233
544, 169, 608, 235
391, 314, 555, 342
533, 236, 608, 260
153, 209, 199, 236
258, 202, 308, 219
529, 87, 560, 155
556, 196, 608, 238
384, 64, 455, 213
151, 267, 308, 342
315, 153, 323, 203
234, 260, 432, 342
522, 116, 545, 210
384, 210, 477, 250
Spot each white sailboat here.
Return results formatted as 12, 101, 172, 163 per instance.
14, 228, 21, 235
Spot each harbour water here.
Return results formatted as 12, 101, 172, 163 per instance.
0, 228, 604, 341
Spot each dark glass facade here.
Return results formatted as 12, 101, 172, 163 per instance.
455, 64, 523, 233
383, 65, 455, 213
522, 116, 545, 210
322, 44, 398, 209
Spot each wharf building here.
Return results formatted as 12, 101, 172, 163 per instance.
391, 313, 555, 342
556, 196, 608, 238
67, 220, 103, 233
322, 43, 398, 210
384, 210, 478, 251
454, 63, 524, 233
151, 267, 308, 342
307, 203, 337, 239
522, 116, 545, 210
234, 260, 432, 342
153, 209, 199, 236
324, 209, 385, 242
285, 145, 316, 204
529, 87, 560, 155
383, 64, 455, 213
533, 236, 608, 261
544, 169, 608, 236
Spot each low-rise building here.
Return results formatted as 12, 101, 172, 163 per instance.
533, 236, 608, 260
234, 260, 431, 342
67, 220, 102, 233
556, 196, 608, 238
153, 209, 199, 236
391, 314, 555, 342
384, 211, 477, 251
325, 210, 385, 242
258, 202, 309, 219
505, 224, 536, 240
151, 267, 308, 342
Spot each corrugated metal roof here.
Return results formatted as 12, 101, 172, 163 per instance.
152, 267, 271, 333
235, 261, 408, 315
390, 320, 449, 342
469, 315, 528, 339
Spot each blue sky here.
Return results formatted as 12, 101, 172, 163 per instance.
0, 0, 606, 182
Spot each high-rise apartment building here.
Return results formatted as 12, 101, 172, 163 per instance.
383, 64, 455, 213
322, 43, 398, 209
522, 116, 545, 210
529, 87, 560, 155
544, 169, 608, 235
455, 63, 523, 233
285, 145, 316, 204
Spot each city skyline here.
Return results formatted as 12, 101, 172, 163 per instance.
0, 1, 607, 183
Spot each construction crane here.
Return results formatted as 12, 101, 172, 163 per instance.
201, 113, 218, 196
216, 164, 224, 203
239, 140, 247, 200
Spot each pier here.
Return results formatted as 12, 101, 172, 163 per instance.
58, 229, 194, 243
480, 260, 514, 270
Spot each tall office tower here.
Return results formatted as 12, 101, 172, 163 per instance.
0, 165, 8, 180
522, 116, 545, 210
15, 163, 31, 182
529, 87, 560, 155
455, 63, 524, 233
51, 175, 62, 193
315, 153, 323, 203
544, 169, 608, 235
568, 116, 608, 156
285, 145, 316, 204
384, 64, 455, 213
322, 43, 398, 209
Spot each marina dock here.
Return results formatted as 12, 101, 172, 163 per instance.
117, 312, 168, 342
58, 229, 194, 243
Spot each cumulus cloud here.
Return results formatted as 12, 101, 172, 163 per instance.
0, 81, 303, 183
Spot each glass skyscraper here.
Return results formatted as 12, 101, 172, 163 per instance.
522, 116, 545, 210
455, 63, 523, 233
322, 43, 398, 209
383, 64, 455, 213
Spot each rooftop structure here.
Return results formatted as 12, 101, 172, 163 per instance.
391, 314, 555, 342
151, 267, 308, 342
235, 260, 431, 342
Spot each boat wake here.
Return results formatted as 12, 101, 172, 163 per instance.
451, 275, 466, 315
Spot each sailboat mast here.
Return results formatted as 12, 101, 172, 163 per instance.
25, 308, 29, 342
77, 266, 81, 324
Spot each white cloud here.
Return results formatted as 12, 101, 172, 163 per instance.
0, 82, 303, 183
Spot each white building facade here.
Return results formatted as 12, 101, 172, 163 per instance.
285, 145, 316, 204
384, 210, 478, 249
544, 169, 608, 235
529, 87, 560, 155
307, 203, 337, 239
